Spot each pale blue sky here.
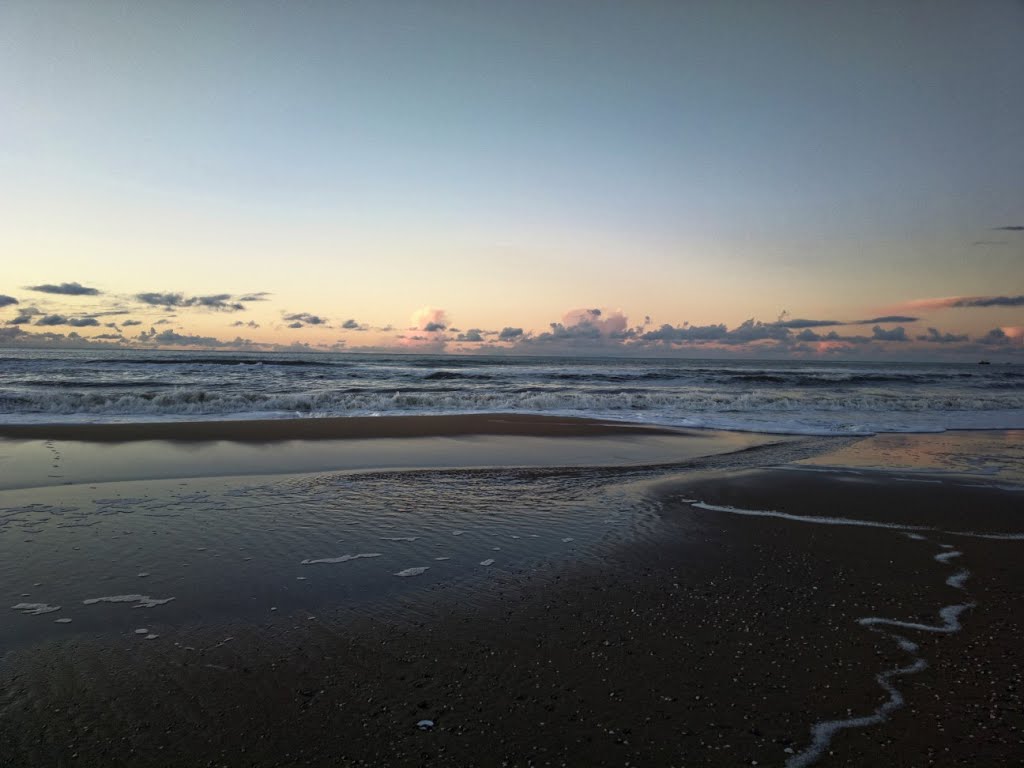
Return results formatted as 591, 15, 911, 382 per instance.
1, 1, 1021, 356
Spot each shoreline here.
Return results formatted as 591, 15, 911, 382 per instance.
0, 412, 687, 443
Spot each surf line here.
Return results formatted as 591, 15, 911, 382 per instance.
686, 501, 976, 768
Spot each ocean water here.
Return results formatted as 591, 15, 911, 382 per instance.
0, 348, 1021, 435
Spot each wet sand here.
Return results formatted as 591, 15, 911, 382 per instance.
0, 413, 684, 443
0, 429, 1021, 766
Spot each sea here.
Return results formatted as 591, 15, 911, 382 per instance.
0, 348, 1021, 435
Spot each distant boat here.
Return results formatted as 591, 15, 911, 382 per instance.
978, 360, 991, 365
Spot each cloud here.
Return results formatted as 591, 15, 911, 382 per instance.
282, 312, 327, 326
135, 292, 246, 311
136, 328, 245, 348
771, 318, 842, 329
917, 327, 968, 344
853, 315, 919, 324
35, 314, 69, 326
871, 325, 909, 342
27, 281, 100, 296
498, 327, 524, 341
979, 328, 1010, 345
411, 307, 448, 332
286, 321, 305, 329
231, 320, 261, 328
93, 333, 123, 340
238, 292, 271, 302
340, 318, 366, 330
33, 314, 101, 327
121, 319, 142, 326
456, 329, 484, 342
902, 295, 1024, 310
0, 295, 18, 308
992, 226, 1024, 231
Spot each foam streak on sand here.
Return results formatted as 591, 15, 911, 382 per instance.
394, 567, 429, 577
301, 553, 382, 565
11, 603, 61, 615
82, 594, 175, 608
689, 502, 931, 532
684, 500, 983, 768
785, 659, 930, 768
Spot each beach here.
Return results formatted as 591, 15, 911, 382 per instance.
1, 416, 1021, 766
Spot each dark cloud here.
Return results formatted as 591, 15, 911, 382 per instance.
121, 319, 142, 326
287, 321, 305, 329
283, 312, 327, 325
27, 281, 100, 296
137, 328, 251, 348
6, 306, 41, 325
979, 328, 1011, 345
34, 314, 101, 327
0, 295, 18, 308
992, 226, 1024, 231
871, 325, 909, 342
917, 327, 968, 344
93, 333, 123, 340
340, 319, 365, 330
456, 329, 484, 342
423, 321, 447, 332
238, 292, 271, 302
0, 326, 121, 348
231, 320, 261, 328
771, 318, 842, 329
498, 327, 524, 341
136, 292, 246, 311
153, 318, 173, 325
854, 315, 919, 324
35, 314, 69, 326
952, 295, 1024, 308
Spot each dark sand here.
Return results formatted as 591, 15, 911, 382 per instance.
0, 413, 683, 443
1, 447, 1021, 766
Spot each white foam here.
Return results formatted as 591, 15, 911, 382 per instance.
786, 658, 929, 768
903, 532, 927, 541
134, 628, 149, 635
12, 602, 61, 615
394, 567, 429, 577
301, 553, 382, 565
858, 603, 975, 634
561, 537, 575, 543
452, 530, 465, 536
934, 551, 962, 563
895, 637, 918, 652
54, 617, 72, 624
689, 502, 930, 532
381, 536, 419, 542
434, 556, 451, 561
82, 594, 175, 608
946, 569, 970, 590
479, 558, 495, 566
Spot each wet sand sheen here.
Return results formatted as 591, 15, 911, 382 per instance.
0, 428, 1021, 766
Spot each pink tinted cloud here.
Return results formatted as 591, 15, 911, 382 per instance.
410, 306, 449, 332
561, 307, 628, 336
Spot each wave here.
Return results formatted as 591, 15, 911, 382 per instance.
1, 386, 1022, 434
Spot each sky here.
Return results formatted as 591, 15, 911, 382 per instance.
1, 0, 1022, 359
